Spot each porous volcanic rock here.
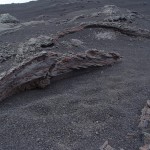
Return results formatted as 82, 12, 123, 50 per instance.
15, 35, 54, 63
0, 13, 19, 24
0, 49, 120, 102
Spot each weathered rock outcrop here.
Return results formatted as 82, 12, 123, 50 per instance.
102, 5, 137, 23
139, 100, 150, 150
1, 21, 147, 65
0, 49, 120, 102
0, 13, 19, 24
90, 5, 138, 24
53, 22, 150, 40
15, 35, 54, 63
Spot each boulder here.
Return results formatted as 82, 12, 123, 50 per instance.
0, 13, 19, 24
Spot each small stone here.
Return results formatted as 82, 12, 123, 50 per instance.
102, 5, 119, 15
95, 131, 99, 135
71, 39, 84, 47
139, 120, 149, 128
140, 144, 150, 150
105, 145, 114, 150
36, 138, 41, 142
127, 132, 137, 138
100, 141, 108, 150
147, 100, 150, 108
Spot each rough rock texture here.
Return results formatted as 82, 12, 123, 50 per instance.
139, 100, 150, 129
95, 31, 116, 40
0, 49, 120, 102
1, 19, 150, 64
139, 100, 150, 149
9, 21, 150, 65
99, 141, 124, 150
100, 141, 115, 150
101, 5, 137, 23
70, 39, 84, 47
0, 13, 19, 24
102, 5, 120, 15
15, 35, 54, 63
90, 5, 138, 24
54, 22, 150, 40
140, 145, 150, 150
